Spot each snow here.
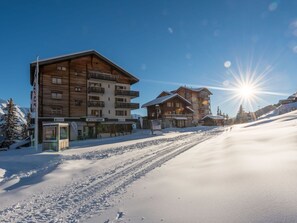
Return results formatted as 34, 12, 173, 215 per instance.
141, 94, 191, 108
259, 101, 297, 119
0, 110, 297, 222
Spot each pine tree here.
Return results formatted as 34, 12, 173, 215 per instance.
235, 104, 246, 123
21, 112, 31, 139
0, 98, 20, 147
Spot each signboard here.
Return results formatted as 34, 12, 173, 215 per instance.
118, 118, 126, 122
86, 117, 105, 122
54, 117, 65, 122
151, 119, 162, 134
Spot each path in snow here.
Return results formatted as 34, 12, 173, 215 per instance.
0, 128, 222, 223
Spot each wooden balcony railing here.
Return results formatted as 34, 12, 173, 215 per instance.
88, 71, 118, 81
88, 87, 105, 94
115, 89, 139, 98
88, 101, 105, 107
115, 102, 139, 109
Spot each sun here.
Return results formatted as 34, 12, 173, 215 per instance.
237, 83, 256, 99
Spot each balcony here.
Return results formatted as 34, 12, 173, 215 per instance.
115, 89, 139, 98
88, 87, 105, 94
115, 102, 139, 109
88, 71, 118, 81
88, 101, 105, 107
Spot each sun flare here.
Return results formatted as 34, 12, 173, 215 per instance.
237, 84, 256, 99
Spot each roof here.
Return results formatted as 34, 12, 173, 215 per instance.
201, 115, 224, 120
142, 94, 191, 108
173, 86, 213, 95
30, 50, 139, 85
157, 91, 173, 98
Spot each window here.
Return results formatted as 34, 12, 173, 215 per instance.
60, 127, 68, 140
89, 95, 100, 101
51, 107, 62, 115
90, 109, 102, 117
167, 102, 173, 107
116, 98, 127, 102
57, 66, 67, 71
51, 92, 62, 100
116, 110, 127, 116
75, 86, 81, 92
116, 85, 127, 90
44, 126, 57, 140
89, 82, 101, 87
176, 102, 180, 108
75, 100, 82, 106
52, 77, 62, 84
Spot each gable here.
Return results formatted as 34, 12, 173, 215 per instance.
30, 50, 139, 85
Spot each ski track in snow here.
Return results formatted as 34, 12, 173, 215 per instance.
0, 129, 222, 223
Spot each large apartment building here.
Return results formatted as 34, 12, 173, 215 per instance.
30, 50, 139, 141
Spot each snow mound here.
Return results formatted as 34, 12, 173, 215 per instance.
258, 102, 297, 119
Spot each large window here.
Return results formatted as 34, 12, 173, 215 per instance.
44, 126, 57, 140
51, 92, 62, 100
51, 107, 62, 115
52, 77, 62, 84
57, 66, 67, 71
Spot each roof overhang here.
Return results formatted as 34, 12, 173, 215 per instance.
30, 50, 139, 85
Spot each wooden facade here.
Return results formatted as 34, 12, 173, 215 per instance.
142, 94, 193, 128
30, 50, 139, 141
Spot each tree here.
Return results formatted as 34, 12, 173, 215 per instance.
0, 98, 20, 147
235, 104, 247, 124
21, 112, 32, 139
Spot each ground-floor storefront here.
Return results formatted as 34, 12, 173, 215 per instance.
36, 117, 137, 142
161, 116, 193, 128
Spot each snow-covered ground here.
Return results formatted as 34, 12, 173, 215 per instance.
0, 126, 220, 222
1, 110, 297, 222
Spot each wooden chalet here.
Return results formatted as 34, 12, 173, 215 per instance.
30, 50, 139, 141
142, 94, 194, 128
143, 86, 212, 128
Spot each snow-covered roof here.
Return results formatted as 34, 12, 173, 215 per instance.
30, 50, 139, 85
201, 115, 224, 120
172, 86, 213, 95
142, 94, 191, 108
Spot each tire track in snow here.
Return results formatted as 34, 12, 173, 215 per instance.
0, 130, 221, 223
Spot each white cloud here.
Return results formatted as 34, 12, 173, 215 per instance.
168, 27, 173, 34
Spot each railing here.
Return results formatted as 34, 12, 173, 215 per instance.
115, 102, 139, 109
88, 71, 118, 81
115, 89, 139, 97
88, 87, 105, 94
163, 114, 192, 118
88, 101, 105, 107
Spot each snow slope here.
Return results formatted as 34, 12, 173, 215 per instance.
259, 101, 297, 119
1, 110, 297, 223
87, 110, 297, 223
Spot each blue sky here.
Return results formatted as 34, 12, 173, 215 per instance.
1, 0, 297, 117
